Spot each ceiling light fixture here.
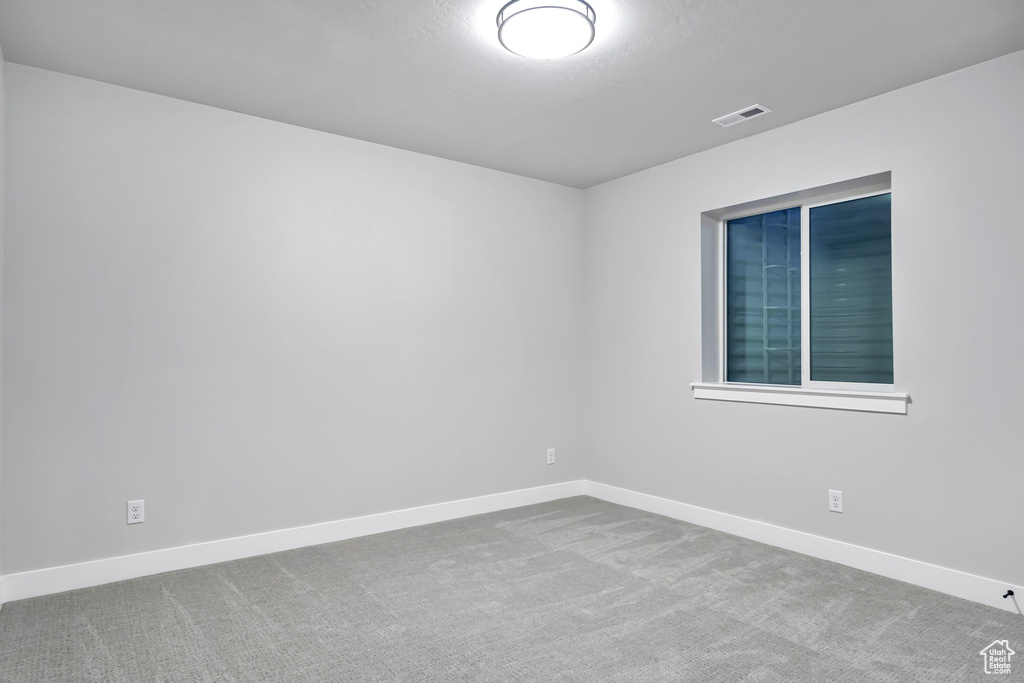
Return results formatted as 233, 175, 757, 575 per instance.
497, 0, 596, 59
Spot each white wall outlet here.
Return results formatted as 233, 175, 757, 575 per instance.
829, 490, 843, 513
127, 499, 145, 525
546, 448, 556, 465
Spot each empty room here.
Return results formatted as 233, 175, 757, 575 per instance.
0, 1, 1022, 680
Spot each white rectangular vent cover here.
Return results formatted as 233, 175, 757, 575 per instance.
712, 105, 772, 128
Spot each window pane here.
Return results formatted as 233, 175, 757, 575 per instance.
809, 193, 893, 384
726, 208, 801, 385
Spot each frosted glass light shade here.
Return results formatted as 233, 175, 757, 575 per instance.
497, 0, 596, 59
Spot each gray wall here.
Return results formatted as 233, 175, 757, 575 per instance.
584, 50, 1024, 587
2, 65, 586, 573
5, 50, 1023, 589
0, 42, 6, 578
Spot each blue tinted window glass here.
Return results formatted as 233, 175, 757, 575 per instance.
809, 193, 893, 384
726, 208, 801, 385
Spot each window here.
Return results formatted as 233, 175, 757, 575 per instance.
726, 206, 802, 385
807, 193, 893, 386
694, 174, 908, 413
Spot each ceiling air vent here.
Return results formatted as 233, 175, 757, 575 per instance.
712, 104, 772, 128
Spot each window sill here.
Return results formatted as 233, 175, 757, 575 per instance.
690, 382, 909, 414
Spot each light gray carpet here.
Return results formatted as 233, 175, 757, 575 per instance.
0, 497, 1020, 682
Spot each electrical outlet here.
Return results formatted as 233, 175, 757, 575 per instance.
828, 490, 843, 513
546, 448, 556, 465
127, 499, 145, 525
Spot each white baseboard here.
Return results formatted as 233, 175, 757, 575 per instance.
3, 479, 1019, 616
0, 480, 586, 607
584, 480, 1021, 615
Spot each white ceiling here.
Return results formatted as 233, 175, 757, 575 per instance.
2, 1, 1023, 188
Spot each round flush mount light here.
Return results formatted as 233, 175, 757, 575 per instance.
496, 0, 596, 59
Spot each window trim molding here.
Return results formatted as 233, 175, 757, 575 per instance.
690, 382, 909, 414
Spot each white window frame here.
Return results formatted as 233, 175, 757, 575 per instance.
693, 174, 909, 414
